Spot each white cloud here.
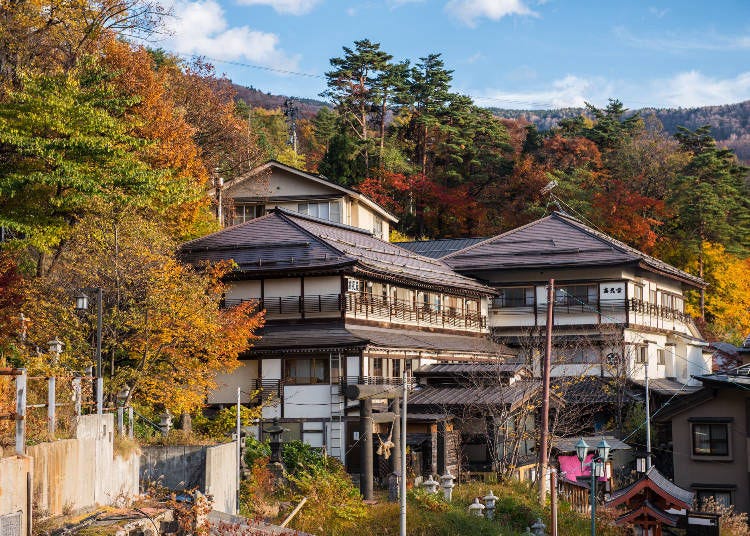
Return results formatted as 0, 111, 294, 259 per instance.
159, 0, 299, 69
472, 75, 614, 109
654, 70, 750, 107
445, 0, 537, 27
614, 26, 750, 52
235, 0, 320, 15
647, 6, 669, 18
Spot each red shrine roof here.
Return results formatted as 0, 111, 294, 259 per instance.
615, 500, 681, 527
607, 466, 693, 511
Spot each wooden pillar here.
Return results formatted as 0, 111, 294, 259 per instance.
360, 399, 373, 500
390, 396, 401, 475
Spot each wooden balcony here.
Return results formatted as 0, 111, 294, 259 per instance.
345, 294, 486, 331
221, 294, 343, 317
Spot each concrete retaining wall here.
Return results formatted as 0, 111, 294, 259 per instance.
27, 414, 139, 516
205, 442, 237, 515
141, 442, 238, 515
0, 455, 33, 536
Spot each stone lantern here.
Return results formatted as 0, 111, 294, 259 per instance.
530, 517, 547, 536
264, 419, 285, 464
483, 490, 497, 520
422, 474, 439, 494
159, 410, 173, 437
468, 497, 486, 517
440, 470, 456, 502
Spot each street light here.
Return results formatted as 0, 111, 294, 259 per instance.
75, 287, 103, 414
576, 438, 611, 536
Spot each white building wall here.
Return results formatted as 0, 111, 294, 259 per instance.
208, 361, 258, 405
283, 385, 331, 418
225, 280, 262, 301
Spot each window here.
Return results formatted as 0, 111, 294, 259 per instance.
231, 204, 265, 225
284, 357, 329, 384
633, 285, 644, 301
373, 215, 384, 239
649, 289, 657, 304
297, 201, 342, 223
555, 285, 597, 306
661, 293, 673, 309
657, 349, 666, 365
393, 359, 401, 378
635, 346, 648, 364
371, 358, 383, 377
493, 287, 534, 308
692, 422, 730, 457
697, 489, 733, 508
347, 278, 361, 293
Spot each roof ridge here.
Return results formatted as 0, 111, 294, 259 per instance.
550, 212, 705, 285
180, 211, 280, 248
442, 214, 557, 259
274, 209, 352, 260
279, 207, 375, 236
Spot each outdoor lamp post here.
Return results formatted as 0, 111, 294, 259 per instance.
576, 438, 611, 536
75, 287, 103, 413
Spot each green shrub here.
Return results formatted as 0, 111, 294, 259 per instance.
244, 436, 271, 467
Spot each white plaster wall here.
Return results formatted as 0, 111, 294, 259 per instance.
304, 276, 340, 295
0, 455, 32, 536
283, 385, 331, 418
225, 281, 261, 301
263, 359, 282, 380
205, 442, 238, 515
208, 362, 258, 405
265, 278, 301, 297
347, 355, 360, 378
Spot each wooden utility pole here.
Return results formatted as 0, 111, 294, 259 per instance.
539, 278, 554, 505
550, 468, 558, 536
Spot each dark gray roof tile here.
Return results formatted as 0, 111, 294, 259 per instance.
396, 238, 488, 259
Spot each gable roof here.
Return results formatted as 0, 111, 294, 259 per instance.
180, 208, 493, 295
408, 380, 541, 411
443, 212, 706, 288
396, 238, 488, 259
607, 466, 693, 510
224, 160, 398, 223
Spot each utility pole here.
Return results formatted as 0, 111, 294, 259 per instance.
550, 468, 558, 536
236, 386, 241, 514
645, 353, 651, 469
400, 372, 408, 536
539, 279, 554, 504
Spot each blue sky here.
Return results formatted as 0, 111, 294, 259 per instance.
154, 0, 750, 109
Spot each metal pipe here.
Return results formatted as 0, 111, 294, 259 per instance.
236, 386, 241, 514
16, 370, 26, 455
590, 466, 596, 536
645, 353, 652, 469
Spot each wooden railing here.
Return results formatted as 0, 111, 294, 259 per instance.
629, 298, 693, 324
221, 294, 343, 316
345, 294, 486, 330
338, 375, 416, 396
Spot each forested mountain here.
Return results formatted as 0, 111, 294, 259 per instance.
235, 83, 750, 163
490, 101, 750, 162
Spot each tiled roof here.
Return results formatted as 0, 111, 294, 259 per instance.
347, 326, 513, 357
553, 376, 622, 405
181, 209, 493, 294
396, 238, 488, 259
553, 435, 631, 453
608, 466, 693, 508
629, 378, 703, 396
246, 323, 513, 357
414, 362, 526, 376
407, 381, 540, 410
444, 212, 706, 288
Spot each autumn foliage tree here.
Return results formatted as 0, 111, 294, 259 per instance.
21, 209, 264, 414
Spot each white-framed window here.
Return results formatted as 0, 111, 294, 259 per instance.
373, 215, 384, 239
347, 278, 361, 293
691, 421, 731, 458
635, 346, 648, 364
298, 201, 342, 223
657, 349, 666, 365
231, 204, 265, 225
633, 284, 644, 301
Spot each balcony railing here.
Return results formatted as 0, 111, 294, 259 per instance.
629, 298, 693, 324
221, 294, 343, 316
338, 375, 417, 396
345, 293, 486, 330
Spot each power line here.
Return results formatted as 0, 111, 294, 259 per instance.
175, 53, 557, 109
